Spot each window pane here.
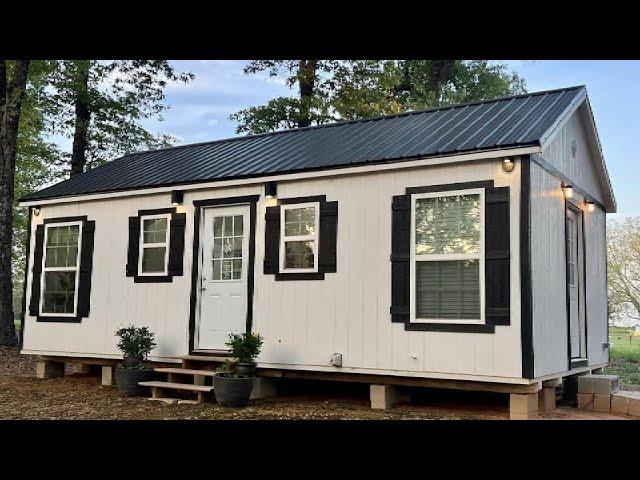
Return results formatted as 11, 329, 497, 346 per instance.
233, 215, 243, 236
415, 260, 480, 320
232, 259, 242, 280
213, 217, 223, 237
45, 225, 80, 267
222, 238, 234, 258
212, 260, 222, 280
223, 216, 233, 236
143, 218, 167, 244
141, 247, 166, 273
284, 207, 315, 237
42, 271, 76, 314
221, 259, 233, 280
415, 194, 480, 255
213, 239, 222, 259
284, 241, 315, 269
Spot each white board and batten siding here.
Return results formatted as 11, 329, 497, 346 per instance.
530, 106, 609, 378
22, 158, 525, 383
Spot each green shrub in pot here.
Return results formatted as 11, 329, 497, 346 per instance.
213, 332, 263, 407
114, 325, 158, 397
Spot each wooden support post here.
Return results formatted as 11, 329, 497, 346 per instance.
78, 363, 93, 374
538, 387, 556, 414
36, 360, 65, 379
251, 377, 277, 399
510, 393, 539, 420
370, 384, 401, 410
101, 366, 116, 386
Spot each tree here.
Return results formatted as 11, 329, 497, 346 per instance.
231, 60, 526, 134
47, 60, 194, 175
607, 217, 640, 327
0, 59, 31, 347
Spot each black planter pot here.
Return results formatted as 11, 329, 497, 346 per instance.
235, 362, 257, 377
115, 368, 157, 397
213, 373, 255, 407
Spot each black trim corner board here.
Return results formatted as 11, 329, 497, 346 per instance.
188, 195, 259, 354
29, 215, 95, 323
264, 195, 338, 281
126, 207, 186, 283
520, 155, 535, 378
391, 179, 511, 334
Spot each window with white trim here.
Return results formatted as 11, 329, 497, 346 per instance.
410, 189, 485, 324
279, 202, 320, 273
138, 213, 171, 275
40, 221, 83, 316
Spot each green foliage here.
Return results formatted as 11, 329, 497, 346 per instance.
231, 60, 526, 134
115, 325, 156, 363
44, 60, 194, 170
225, 332, 263, 363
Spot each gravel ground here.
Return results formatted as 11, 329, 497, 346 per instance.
1, 348, 630, 420
0, 348, 471, 420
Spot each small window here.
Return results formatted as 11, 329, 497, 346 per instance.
138, 214, 171, 276
40, 222, 83, 316
411, 189, 485, 324
279, 202, 320, 273
212, 214, 244, 281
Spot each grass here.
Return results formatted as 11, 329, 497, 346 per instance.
605, 326, 640, 391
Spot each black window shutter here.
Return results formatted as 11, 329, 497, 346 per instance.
168, 212, 186, 276
390, 194, 411, 323
318, 201, 338, 273
126, 216, 140, 277
28, 225, 45, 317
76, 220, 95, 317
485, 186, 510, 325
264, 205, 280, 274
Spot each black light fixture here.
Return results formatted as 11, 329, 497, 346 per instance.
502, 157, 515, 173
584, 199, 595, 213
171, 190, 184, 206
561, 182, 574, 199
265, 181, 277, 199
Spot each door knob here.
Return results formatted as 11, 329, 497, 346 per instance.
201, 285, 206, 291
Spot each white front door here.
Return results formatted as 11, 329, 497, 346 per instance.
566, 205, 586, 361
195, 204, 250, 351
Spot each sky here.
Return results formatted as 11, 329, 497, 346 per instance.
135, 60, 639, 219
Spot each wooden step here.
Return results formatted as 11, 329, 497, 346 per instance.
138, 381, 214, 393
177, 355, 230, 363
155, 367, 216, 376
148, 397, 180, 404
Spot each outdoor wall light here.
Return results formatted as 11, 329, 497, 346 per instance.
502, 157, 515, 173
561, 183, 574, 199
33, 206, 40, 217
265, 181, 278, 199
585, 200, 595, 213
171, 190, 184, 206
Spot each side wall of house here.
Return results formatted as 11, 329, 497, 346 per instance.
531, 106, 609, 377
23, 158, 524, 381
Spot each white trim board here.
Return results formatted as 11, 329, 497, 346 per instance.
19, 146, 541, 207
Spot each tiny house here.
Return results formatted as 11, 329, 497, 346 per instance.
19, 86, 616, 416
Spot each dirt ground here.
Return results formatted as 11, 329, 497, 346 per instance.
0, 348, 630, 420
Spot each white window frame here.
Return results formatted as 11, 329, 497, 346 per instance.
39, 220, 83, 317
138, 213, 171, 276
279, 202, 320, 274
409, 188, 485, 325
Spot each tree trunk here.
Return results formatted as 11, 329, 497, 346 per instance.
428, 60, 456, 102
0, 59, 30, 347
297, 60, 317, 129
70, 60, 90, 176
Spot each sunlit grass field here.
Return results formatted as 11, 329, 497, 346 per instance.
605, 326, 640, 390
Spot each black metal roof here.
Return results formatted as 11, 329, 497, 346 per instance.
24, 85, 586, 201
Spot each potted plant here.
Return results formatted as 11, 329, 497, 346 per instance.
114, 325, 157, 397
213, 332, 263, 407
